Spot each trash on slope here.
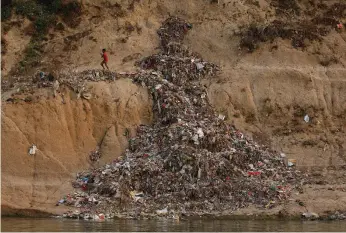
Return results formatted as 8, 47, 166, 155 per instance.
55, 17, 304, 219
28, 144, 37, 155
304, 114, 310, 123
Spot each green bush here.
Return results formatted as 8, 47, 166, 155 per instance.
12, 0, 82, 72
14, 0, 43, 20
34, 13, 55, 34
1, 5, 12, 21
61, 1, 81, 17
37, 0, 63, 13
18, 39, 42, 73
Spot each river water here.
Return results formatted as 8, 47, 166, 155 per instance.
2, 218, 346, 232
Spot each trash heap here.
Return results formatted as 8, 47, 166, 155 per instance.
57, 17, 303, 219
1, 69, 116, 100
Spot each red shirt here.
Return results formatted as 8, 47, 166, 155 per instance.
103, 52, 109, 62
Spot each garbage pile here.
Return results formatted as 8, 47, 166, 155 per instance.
1, 69, 116, 100
57, 17, 303, 219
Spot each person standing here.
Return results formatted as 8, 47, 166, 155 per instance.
100, 48, 109, 70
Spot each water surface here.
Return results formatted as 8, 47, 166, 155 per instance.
2, 217, 346, 232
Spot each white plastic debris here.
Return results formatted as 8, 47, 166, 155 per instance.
156, 207, 168, 215
280, 153, 286, 158
218, 114, 226, 120
192, 134, 199, 145
29, 144, 37, 155
82, 92, 92, 100
304, 114, 310, 123
287, 159, 296, 167
196, 63, 204, 70
197, 128, 204, 138
197, 168, 202, 179
302, 212, 319, 219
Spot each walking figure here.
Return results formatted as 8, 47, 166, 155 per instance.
100, 48, 109, 70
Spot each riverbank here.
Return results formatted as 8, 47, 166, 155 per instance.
2, 0, 346, 222
3, 183, 346, 221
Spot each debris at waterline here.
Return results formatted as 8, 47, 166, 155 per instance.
57, 17, 304, 219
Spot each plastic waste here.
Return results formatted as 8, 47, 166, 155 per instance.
196, 63, 204, 70
248, 171, 261, 176
29, 144, 37, 155
302, 212, 319, 220
82, 92, 92, 100
218, 114, 226, 120
54, 16, 304, 220
287, 159, 296, 167
39, 72, 45, 80
304, 114, 310, 123
156, 207, 168, 215
130, 191, 144, 202
197, 128, 204, 138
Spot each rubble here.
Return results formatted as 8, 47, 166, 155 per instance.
51, 17, 305, 219
1, 69, 116, 101
326, 211, 346, 221
89, 148, 101, 162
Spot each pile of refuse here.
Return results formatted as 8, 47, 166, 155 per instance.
1, 69, 116, 101
57, 17, 303, 219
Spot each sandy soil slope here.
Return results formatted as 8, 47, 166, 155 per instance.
1, 79, 152, 214
1, 0, 346, 216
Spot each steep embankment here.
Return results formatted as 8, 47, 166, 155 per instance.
1, 0, 346, 216
1, 79, 152, 215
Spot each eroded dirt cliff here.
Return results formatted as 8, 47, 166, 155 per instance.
1, 79, 152, 214
1, 0, 346, 217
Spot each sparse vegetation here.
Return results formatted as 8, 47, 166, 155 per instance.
239, 1, 346, 53
1, 5, 12, 21
239, 21, 325, 52
3, 0, 83, 73
271, 0, 301, 16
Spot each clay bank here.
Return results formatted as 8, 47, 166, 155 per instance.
2, 16, 346, 221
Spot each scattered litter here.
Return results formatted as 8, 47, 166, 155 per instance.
2, 70, 116, 99
304, 114, 310, 123
82, 92, 92, 100
218, 114, 226, 120
89, 148, 101, 162
28, 144, 37, 155
130, 191, 144, 202
287, 159, 296, 167
196, 63, 204, 70
302, 212, 319, 220
156, 207, 168, 216
39, 72, 45, 80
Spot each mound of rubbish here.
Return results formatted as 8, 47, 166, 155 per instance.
57, 17, 304, 219
1, 69, 116, 102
